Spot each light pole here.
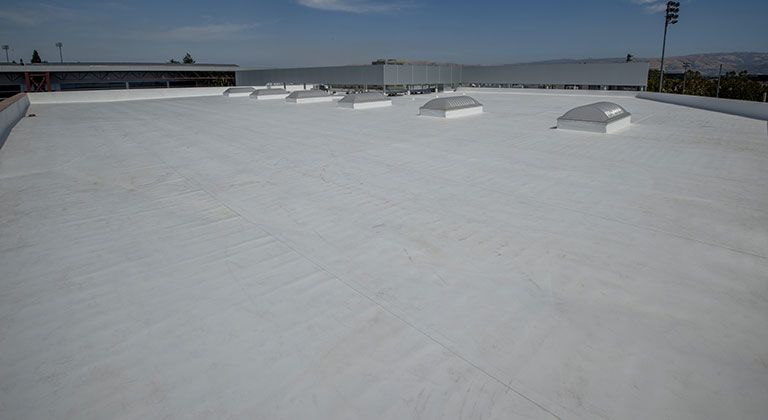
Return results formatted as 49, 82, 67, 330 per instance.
658, 1, 680, 92
55, 42, 63, 63
1, 45, 8, 63
716, 63, 723, 98
681, 61, 691, 94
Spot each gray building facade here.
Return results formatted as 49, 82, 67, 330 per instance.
0, 63, 238, 98
236, 62, 649, 91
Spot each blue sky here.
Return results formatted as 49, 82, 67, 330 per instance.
0, 0, 766, 66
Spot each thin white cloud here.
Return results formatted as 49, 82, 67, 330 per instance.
297, 0, 408, 13
0, 10, 39, 25
631, 0, 667, 13
135, 23, 260, 42
0, 4, 92, 26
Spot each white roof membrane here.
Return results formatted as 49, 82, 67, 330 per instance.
1, 90, 766, 420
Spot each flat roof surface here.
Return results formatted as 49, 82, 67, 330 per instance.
1, 90, 767, 419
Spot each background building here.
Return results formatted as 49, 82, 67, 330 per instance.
0, 63, 238, 98
235, 62, 650, 93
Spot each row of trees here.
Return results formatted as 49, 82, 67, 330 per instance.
168, 53, 195, 64
647, 69, 767, 102
10, 50, 198, 65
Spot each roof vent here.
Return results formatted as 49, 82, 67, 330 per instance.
223, 87, 255, 97
250, 88, 289, 100
286, 90, 334, 104
338, 92, 392, 109
419, 95, 483, 118
557, 102, 631, 133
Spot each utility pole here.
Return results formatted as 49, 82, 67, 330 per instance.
1, 45, 8, 63
716, 63, 723, 98
681, 62, 691, 95
658, 1, 680, 92
55, 42, 63, 63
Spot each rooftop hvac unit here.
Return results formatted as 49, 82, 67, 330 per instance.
338, 93, 392, 109
286, 90, 334, 104
557, 102, 631, 133
419, 96, 484, 118
250, 88, 289, 100
223, 87, 256, 97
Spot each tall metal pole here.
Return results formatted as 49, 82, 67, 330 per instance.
659, 21, 669, 92
658, 1, 680, 93
681, 68, 686, 94
55, 42, 63, 63
716, 63, 722, 98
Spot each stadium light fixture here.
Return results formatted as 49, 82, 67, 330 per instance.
55, 42, 63, 63
658, 1, 681, 92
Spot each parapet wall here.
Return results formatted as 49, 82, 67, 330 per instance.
26, 85, 312, 105
637, 92, 768, 121
0, 93, 30, 149
27, 87, 230, 104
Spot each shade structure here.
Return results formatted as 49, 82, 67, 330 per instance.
338, 92, 392, 109
286, 90, 334, 104
250, 88, 289, 100
419, 95, 484, 118
223, 87, 255, 97
557, 101, 631, 133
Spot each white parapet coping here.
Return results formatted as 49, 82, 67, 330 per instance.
636, 91, 768, 121
28, 87, 232, 104
557, 114, 632, 134
338, 100, 392, 109
26, 86, 309, 104
419, 105, 484, 118
0, 93, 30, 148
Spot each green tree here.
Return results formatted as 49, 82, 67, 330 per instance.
31, 49, 42, 63
182, 53, 195, 64
647, 68, 766, 101
681, 71, 714, 97
718, 71, 766, 102
647, 69, 680, 93
168, 58, 180, 64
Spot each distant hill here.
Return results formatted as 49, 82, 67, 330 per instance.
527, 52, 768, 76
